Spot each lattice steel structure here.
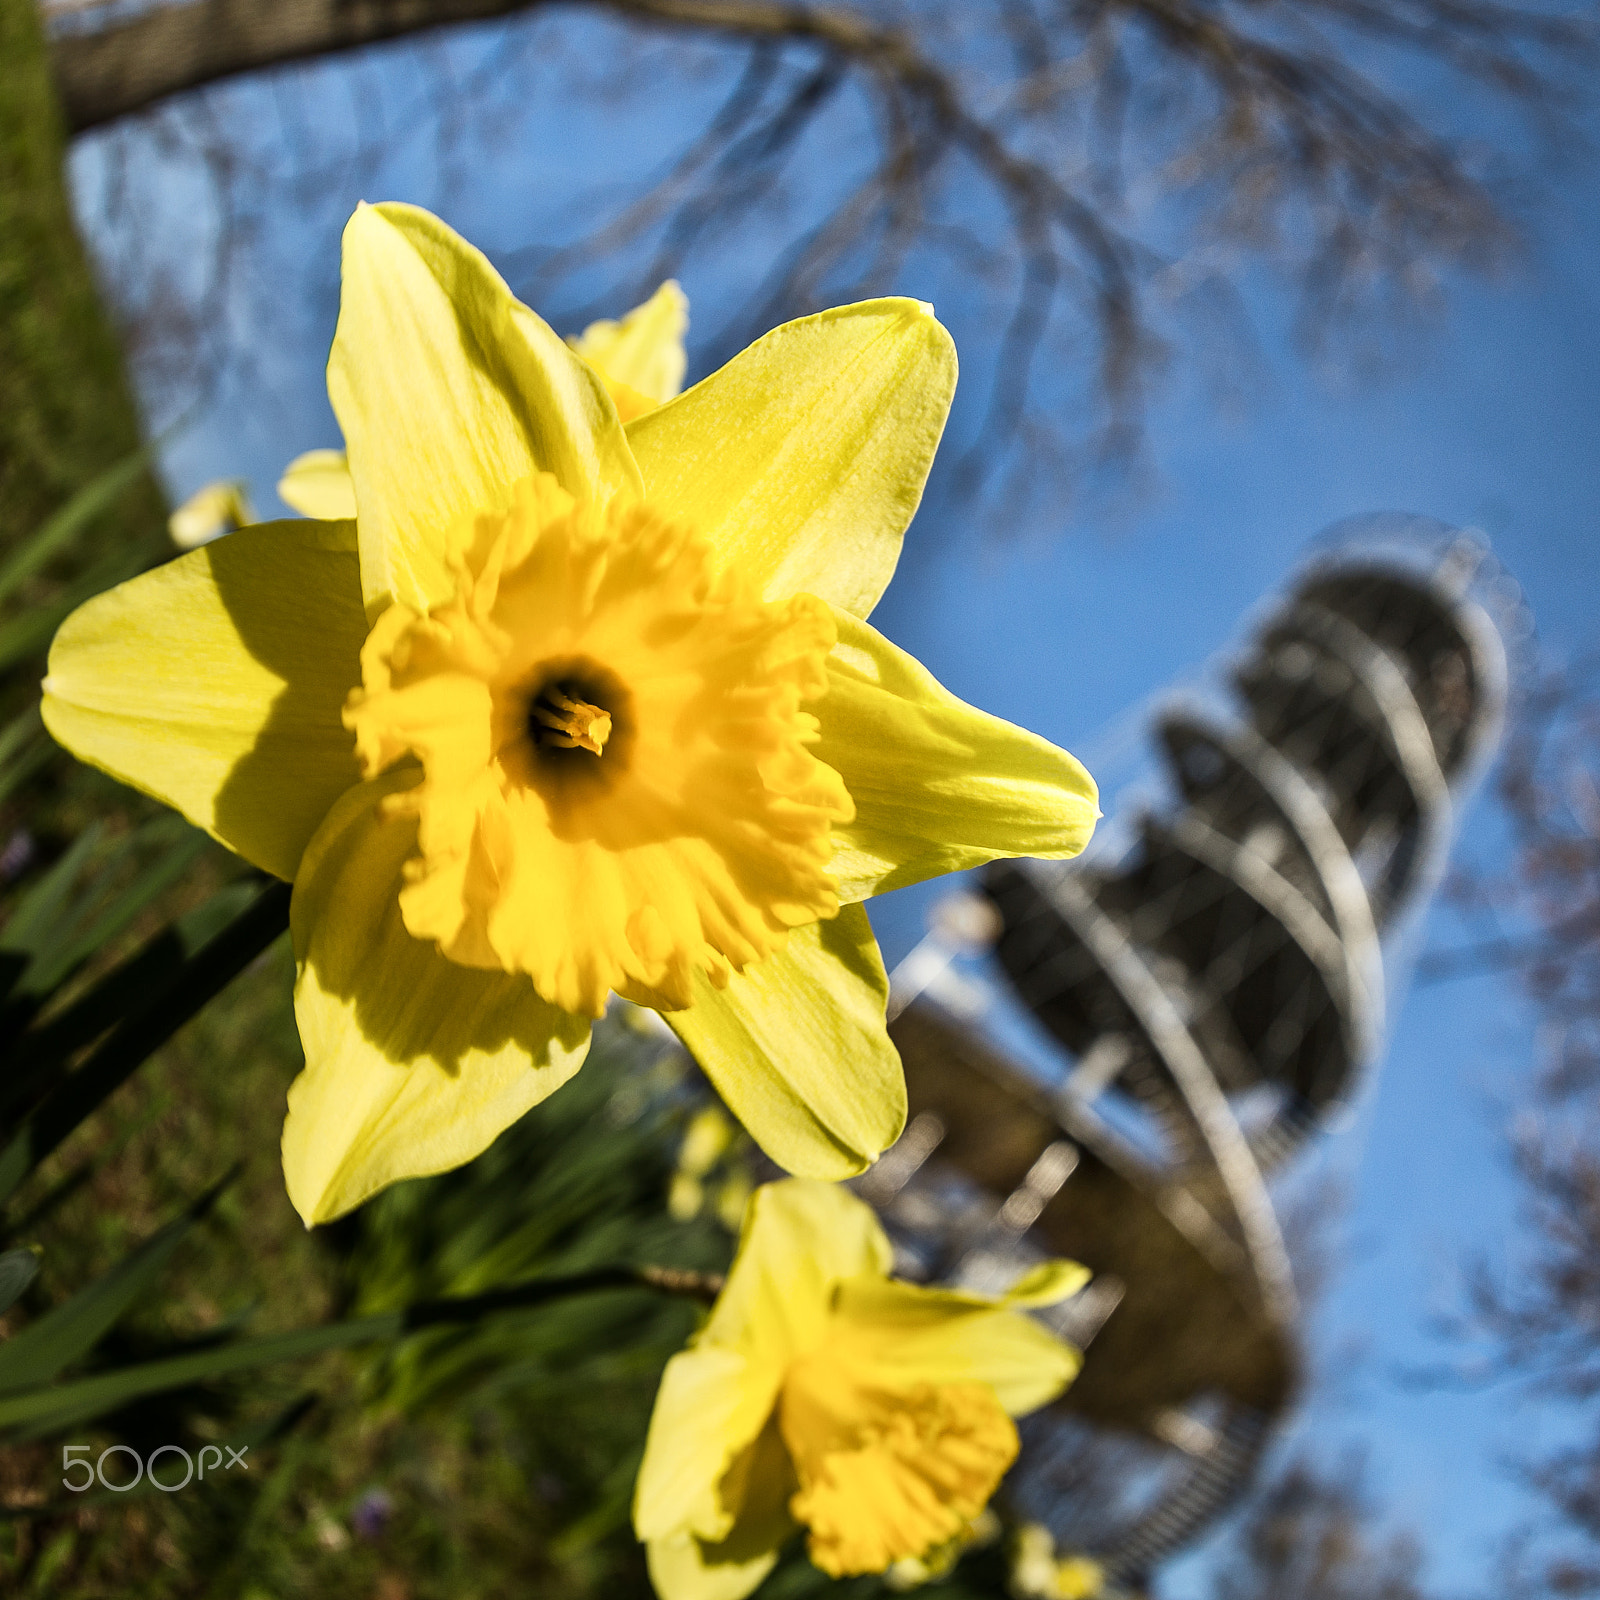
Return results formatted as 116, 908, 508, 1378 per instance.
861, 522, 1517, 1593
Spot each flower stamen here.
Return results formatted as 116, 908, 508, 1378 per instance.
530, 683, 613, 755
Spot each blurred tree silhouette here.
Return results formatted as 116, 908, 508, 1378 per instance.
1205, 1455, 1429, 1600
0, 0, 164, 589
28, 0, 1600, 527
1422, 664, 1600, 1597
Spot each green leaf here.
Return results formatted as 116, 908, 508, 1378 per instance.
0, 442, 159, 609
0, 1248, 38, 1316
0, 1173, 233, 1396
2, 880, 260, 1113
0, 880, 290, 1205
12, 824, 205, 1012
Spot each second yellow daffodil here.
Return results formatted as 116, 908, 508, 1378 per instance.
41, 202, 1097, 1225
635, 1179, 1087, 1598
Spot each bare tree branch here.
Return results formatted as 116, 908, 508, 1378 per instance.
1434, 660, 1600, 1596
49, 0, 1598, 512
49, 0, 548, 134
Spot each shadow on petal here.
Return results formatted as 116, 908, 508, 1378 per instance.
285, 771, 591, 1223
42, 519, 367, 883
209, 519, 367, 878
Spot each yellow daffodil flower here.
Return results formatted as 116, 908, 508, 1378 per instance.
634, 1179, 1087, 1599
41, 202, 1098, 1225
168, 479, 254, 550
566, 279, 689, 421
668, 1104, 738, 1221
277, 280, 689, 519
276, 447, 357, 522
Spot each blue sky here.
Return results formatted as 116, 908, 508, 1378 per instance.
69, 21, 1600, 1593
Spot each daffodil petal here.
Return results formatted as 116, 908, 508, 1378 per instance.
278, 448, 356, 520
832, 1273, 1081, 1414
705, 1179, 895, 1362
284, 771, 591, 1225
1002, 1259, 1092, 1307
625, 299, 956, 619
573, 280, 689, 406
666, 909, 906, 1180
643, 1412, 796, 1600
646, 1537, 780, 1600
42, 519, 365, 882
836, 1277, 1083, 1415
635, 1345, 778, 1544
817, 609, 1099, 901
328, 202, 641, 619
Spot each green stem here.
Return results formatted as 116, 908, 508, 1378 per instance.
0, 1263, 723, 1433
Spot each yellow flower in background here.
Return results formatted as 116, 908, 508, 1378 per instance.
1013, 1524, 1107, 1599
669, 1104, 738, 1221
41, 202, 1098, 1226
567, 279, 689, 421
634, 1180, 1087, 1599
1054, 1557, 1108, 1599
277, 280, 689, 519
668, 1103, 754, 1228
277, 447, 356, 522
168, 479, 254, 550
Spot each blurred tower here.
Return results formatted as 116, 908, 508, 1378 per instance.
862, 519, 1521, 1593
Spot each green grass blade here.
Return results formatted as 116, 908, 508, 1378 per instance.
0, 1393, 318, 1516
0, 729, 51, 811
3, 1093, 173, 1239
18, 821, 205, 1002
0, 1266, 694, 1437
0, 703, 41, 770
0, 816, 199, 1040
0, 443, 157, 608
0, 824, 105, 970
0, 880, 290, 1205
0, 1313, 401, 1435
0, 1172, 233, 1395
2, 880, 260, 1112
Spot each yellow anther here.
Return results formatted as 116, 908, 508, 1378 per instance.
531, 685, 612, 755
